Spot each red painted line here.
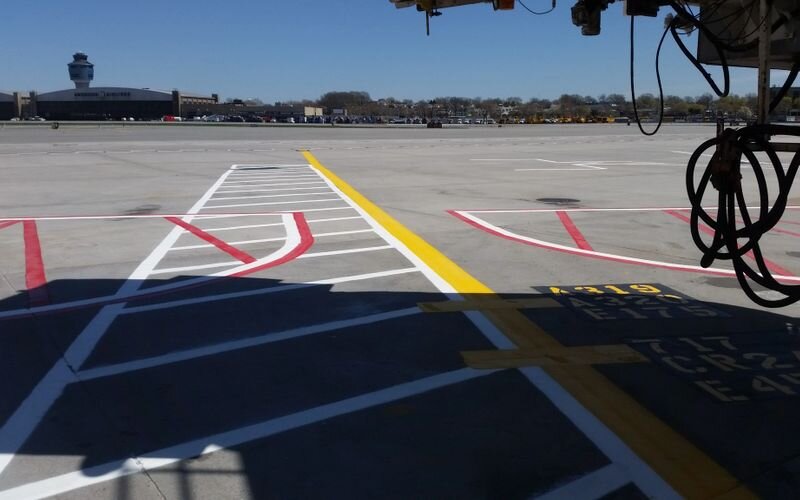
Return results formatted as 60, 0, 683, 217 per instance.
165, 217, 256, 264
770, 226, 800, 238
0, 221, 20, 231
556, 211, 593, 251
0, 213, 313, 322
22, 221, 49, 307
230, 213, 314, 277
663, 210, 795, 279
447, 209, 737, 278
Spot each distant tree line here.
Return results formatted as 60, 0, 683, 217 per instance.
231, 90, 798, 121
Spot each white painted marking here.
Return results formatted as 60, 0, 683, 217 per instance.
521, 367, 679, 498
515, 168, 606, 172
461, 206, 800, 214
310, 166, 679, 497
202, 198, 342, 210
210, 192, 334, 202
79, 308, 420, 380
184, 216, 361, 234
0, 369, 491, 500
671, 150, 713, 157
0, 166, 237, 475
148, 261, 240, 275
215, 181, 328, 190
169, 229, 373, 252
454, 210, 800, 282
278, 206, 355, 214
298, 245, 393, 259
531, 464, 630, 500
0, 213, 284, 222
230, 164, 310, 169
221, 176, 319, 184
210, 186, 333, 194
120, 268, 419, 315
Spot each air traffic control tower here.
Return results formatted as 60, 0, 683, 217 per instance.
67, 52, 94, 89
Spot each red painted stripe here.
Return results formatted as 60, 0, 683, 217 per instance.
231, 212, 314, 277
22, 221, 49, 307
0, 221, 20, 231
556, 211, 593, 250
0, 213, 313, 322
770, 226, 800, 238
447, 209, 736, 278
664, 210, 795, 278
165, 217, 257, 264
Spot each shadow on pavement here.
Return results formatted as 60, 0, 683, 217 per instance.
1, 276, 800, 498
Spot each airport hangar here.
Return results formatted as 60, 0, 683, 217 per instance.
30, 88, 219, 121
4, 52, 323, 121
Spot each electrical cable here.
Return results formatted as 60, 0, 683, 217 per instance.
668, 1, 731, 96
517, 0, 556, 15
686, 124, 800, 307
629, 15, 668, 135
769, 60, 800, 113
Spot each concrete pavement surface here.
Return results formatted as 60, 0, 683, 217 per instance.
1, 123, 799, 499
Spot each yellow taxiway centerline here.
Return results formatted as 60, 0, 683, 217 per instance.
302, 150, 755, 499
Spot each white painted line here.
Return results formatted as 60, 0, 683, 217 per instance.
671, 150, 713, 157
0, 368, 492, 500
231, 163, 310, 171
78, 308, 421, 381
211, 186, 333, 195
228, 169, 309, 175
183, 216, 362, 234
202, 198, 342, 210
310, 165, 679, 498
298, 245, 394, 259
515, 168, 605, 172
210, 192, 333, 202
306, 215, 364, 224
281, 206, 355, 214
455, 210, 800, 282
228, 169, 308, 176
0, 166, 238, 476
228, 171, 310, 176
149, 261, 240, 275
120, 268, 420, 315
520, 367, 679, 498
531, 464, 630, 500
460, 206, 800, 214
0, 213, 286, 222
169, 229, 373, 251
216, 181, 329, 190
221, 176, 319, 184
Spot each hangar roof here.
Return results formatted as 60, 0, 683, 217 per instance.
37, 87, 173, 102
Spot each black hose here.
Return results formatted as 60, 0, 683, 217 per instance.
769, 60, 800, 113
686, 124, 800, 307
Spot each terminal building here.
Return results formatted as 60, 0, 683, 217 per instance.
26, 52, 219, 121
0, 91, 30, 120
4, 52, 328, 121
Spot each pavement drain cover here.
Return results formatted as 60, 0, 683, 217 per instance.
536, 198, 580, 206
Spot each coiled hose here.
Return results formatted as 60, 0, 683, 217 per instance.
686, 124, 800, 307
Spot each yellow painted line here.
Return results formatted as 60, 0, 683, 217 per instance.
462, 345, 649, 369
302, 151, 755, 499
418, 297, 561, 312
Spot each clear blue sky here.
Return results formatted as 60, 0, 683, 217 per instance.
0, 0, 784, 102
